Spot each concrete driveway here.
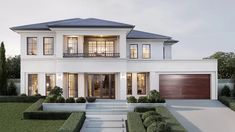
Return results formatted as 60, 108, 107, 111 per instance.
166, 100, 235, 132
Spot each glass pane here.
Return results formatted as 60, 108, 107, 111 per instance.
127, 73, 132, 95
143, 44, 150, 59
67, 37, 78, 53
137, 73, 146, 95
46, 74, 56, 95
130, 45, 138, 59
44, 38, 54, 55
27, 37, 37, 55
68, 74, 78, 97
28, 74, 38, 96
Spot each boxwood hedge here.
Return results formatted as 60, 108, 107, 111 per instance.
58, 112, 86, 132
127, 112, 146, 132
219, 96, 235, 111
0, 96, 45, 103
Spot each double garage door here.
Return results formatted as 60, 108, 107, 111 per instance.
159, 74, 210, 99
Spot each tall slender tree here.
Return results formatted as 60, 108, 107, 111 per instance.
0, 42, 7, 95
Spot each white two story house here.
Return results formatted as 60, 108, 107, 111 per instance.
11, 18, 218, 100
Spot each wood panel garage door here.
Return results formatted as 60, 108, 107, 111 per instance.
159, 74, 210, 99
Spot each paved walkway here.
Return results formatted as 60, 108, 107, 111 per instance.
166, 100, 235, 132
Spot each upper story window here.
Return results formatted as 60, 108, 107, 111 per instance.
87, 41, 114, 54
27, 37, 37, 55
142, 44, 151, 59
130, 44, 138, 59
67, 37, 78, 53
43, 37, 54, 55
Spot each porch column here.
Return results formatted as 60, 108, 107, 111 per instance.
119, 34, 127, 58
78, 73, 85, 97
38, 73, 46, 96
132, 73, 137, 97
150, 72, 158, 91
119, 72, 127, 100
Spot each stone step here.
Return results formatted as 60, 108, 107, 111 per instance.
86, 111, 128, 115
86, 115, 127, 120
85, 121, 125, 128
86, 108, 129, 112
80, 128, 126, 132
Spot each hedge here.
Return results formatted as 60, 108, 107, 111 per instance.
134, 107, 155, 113
127, 112, 146, 132
0, 96, 45, 103
23, 99, 71, 120
219, 96, 235, 111
156, 106, 186, 132
58, 112, 86, 132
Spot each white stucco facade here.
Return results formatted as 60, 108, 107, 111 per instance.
15, 24, 218, 100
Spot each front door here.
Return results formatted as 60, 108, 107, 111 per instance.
87, 74, 115, 99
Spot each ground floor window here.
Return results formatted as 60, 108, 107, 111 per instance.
68, 74, 78, 97
45, 74, 56, 95
137, 73, 147, 95
127, 73, 132, 95
28, 74, 38, 96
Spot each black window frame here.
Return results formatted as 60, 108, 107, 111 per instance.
129, 44, 138, 59
43, 37, 54, 55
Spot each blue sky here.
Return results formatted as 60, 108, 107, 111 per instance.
0, 0, 234, 59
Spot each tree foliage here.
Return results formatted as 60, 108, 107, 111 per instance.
206, 52, 235, 79
6, 55, 20, 78
0, 42, 7, 95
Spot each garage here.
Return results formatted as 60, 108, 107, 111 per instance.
159, 74, 210, 99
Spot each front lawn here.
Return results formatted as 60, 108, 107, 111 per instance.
0, 103, 65, 132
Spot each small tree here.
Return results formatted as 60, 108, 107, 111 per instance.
7, 81, 17, 96
221, 85, 231, 97
0, 42, 7, 95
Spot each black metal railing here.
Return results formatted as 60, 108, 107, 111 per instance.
63, 53, 120, 58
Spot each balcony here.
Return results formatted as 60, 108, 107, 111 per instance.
63, 53, 120, 58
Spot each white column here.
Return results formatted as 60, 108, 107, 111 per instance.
149, 72, 157, 91
78, 73, 85, 97
211, 72, 217, 100
78, 36, 84, 53
132, 73, 137, 97
119, 34, 127, 58
55, 32, 63, 58
21, 72, 26, 94
155, 73, 160, 92
119, 72, 127, 100
38, 73, 45, 96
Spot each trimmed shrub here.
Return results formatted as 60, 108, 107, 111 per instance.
24, 98, 44, 112
156, 97, 166, 103
76, 97, 86, 103
138, 96, 149, 103
0, 96, 44, 103
127, 112, 146, 132
58, 112, 86, 132
20, 93, 27, 96
34, 93, 41, 97
147, 121, 171, 132
219, 96, 235, 111
56, 96, 65, 103
147, 90, 160, 103
143, 115, 163, 127
231, 87, 235, 97
86, 97, 96, 103
134, 107, 155, 113
66, 97, 75, 103
44, 94, 57, 103
142, 111, 160, 120
49, 86, 63, 96
127, 96, 137, 103
221, 85, 231, 97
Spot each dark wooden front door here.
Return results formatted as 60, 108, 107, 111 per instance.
87, 74, 115, 99
159, 74, 210, 99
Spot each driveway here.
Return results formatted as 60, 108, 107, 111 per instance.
166, 100, 235, 132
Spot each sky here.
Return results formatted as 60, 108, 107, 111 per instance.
0, 0, 234, 59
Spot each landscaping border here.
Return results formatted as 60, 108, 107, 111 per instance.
127, 112, 146, 132
0, 96, 45, 103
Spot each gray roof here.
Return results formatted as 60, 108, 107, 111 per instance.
127, 30, 171, 39
10, 18, 135, 30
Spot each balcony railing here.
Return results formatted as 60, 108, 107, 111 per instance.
63, 53, 120, 58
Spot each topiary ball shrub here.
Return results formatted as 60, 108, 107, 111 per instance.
76, 97, 86, 103
147, 90, 160, 103
138, 96, 149, 103
86, 97, 96, 103
56, 96, 65, 103
156, 97, 166, 103
44, 94, 57, 103
221, 85, 231, 97
142, 111, 160, 120
66, 97, 75, 103
147, 121, 171, 132
20, 93, 27, 96
127, 96, 137, 103
143, 115, 163, 127
49, 86, 63, 96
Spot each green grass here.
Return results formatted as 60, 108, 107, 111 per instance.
156, 106, 187, 132
0, 103, 65, 132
